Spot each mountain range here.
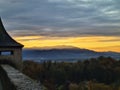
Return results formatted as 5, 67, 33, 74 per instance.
23, 46, 120, 62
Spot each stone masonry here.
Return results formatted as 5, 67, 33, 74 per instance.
1, 65, 43, 90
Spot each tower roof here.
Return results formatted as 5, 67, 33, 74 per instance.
0, 18, 23, 47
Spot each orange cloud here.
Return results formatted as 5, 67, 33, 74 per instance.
14, 36, 120, 52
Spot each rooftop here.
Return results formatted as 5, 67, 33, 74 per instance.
0, 18, 23, 47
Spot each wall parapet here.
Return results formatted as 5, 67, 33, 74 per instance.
1, 65, 43, 90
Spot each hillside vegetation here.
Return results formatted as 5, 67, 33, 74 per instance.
23, 56, 120, 90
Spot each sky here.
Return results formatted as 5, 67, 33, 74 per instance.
0, 0, 120, 52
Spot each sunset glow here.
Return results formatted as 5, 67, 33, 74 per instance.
1, 0, 120, 53
14, 35, 120, 52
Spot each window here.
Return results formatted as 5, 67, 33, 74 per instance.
0, 51, 14, 56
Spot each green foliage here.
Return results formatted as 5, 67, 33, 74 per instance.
22, 56, 120, 90
69, 83, 79, 90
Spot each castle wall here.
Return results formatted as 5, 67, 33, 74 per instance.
0, 47, 22, 70
0, 65, 16, 90
1, 65, 42, 90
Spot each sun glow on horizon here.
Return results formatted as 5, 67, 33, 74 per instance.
14, 35, 120, 52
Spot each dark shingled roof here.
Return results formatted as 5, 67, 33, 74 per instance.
0, 18, 23, 47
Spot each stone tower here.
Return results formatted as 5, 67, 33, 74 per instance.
0, 18, 24, 70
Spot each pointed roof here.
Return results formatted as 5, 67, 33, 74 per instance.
0, 18, 23, 47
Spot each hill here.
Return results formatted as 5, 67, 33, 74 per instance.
23, 47, 120, 62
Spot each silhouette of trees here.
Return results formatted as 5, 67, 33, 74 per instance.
23, 56, 120, 90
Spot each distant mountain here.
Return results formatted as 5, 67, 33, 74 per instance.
23, 48, 120, 62
32, 45, 81, 50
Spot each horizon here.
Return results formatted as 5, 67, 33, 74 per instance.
23, 45, 120, 53
0, 0, 120, 52
17, 36, 120, 53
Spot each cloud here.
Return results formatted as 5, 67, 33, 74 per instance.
0, 0, 120, 37
99, 39, 120, 42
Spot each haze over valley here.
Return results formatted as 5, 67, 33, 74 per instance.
23, 46, 120, 62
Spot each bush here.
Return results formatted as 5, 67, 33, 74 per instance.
22, 56, 120, 90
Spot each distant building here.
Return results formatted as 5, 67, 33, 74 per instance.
0, 18, 24, 70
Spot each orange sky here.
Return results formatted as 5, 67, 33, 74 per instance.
1, 0, 120, 53
14, 35, 120, 52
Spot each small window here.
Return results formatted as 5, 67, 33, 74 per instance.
0, 51, 13, 56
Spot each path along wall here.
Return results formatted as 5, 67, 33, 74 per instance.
1, 65, 43, 90
0, 65, 16, 90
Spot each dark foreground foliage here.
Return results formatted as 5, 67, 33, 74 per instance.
23, 56, 120, 90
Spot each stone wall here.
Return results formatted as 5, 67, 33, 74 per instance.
1, 65, 43, 90
0, 47, 23, 70
0, 65, 16, 90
